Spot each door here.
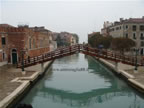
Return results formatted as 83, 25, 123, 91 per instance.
12, 49, 17, 64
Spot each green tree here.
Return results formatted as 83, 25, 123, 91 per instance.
111, 37, 136, 54
56, 35, 63, 47
88, 32, 112, 49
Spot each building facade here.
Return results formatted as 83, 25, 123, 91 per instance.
101, 17, 144, 55
52, 32, 78, 47
101, 21, 112, 37
0, 24, 55, 65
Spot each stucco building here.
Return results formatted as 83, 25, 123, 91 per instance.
101, 21, 112, 37
52, 32, 78, 47
101, 17, 144, 55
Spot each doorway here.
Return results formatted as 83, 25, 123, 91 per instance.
12, 49, 18, 64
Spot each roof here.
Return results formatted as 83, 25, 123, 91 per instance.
0, 24, 15, 28
124, 18, 144, 23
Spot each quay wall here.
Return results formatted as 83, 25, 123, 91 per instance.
93, 56, 144, 94
0, 60, 54, 108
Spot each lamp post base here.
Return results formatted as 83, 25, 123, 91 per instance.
134, 69, 138, 73
22, 71, 26, 75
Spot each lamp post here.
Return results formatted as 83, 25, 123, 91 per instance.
21, 50, 25, 72
134, 48, 139, 72
21, 49, 28, 74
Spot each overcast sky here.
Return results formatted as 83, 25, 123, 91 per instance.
0, 0, 144, 43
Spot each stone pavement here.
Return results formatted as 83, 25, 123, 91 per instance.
107, 60, 144, 89
0, 63, 43, 102
118, 62, 144, 86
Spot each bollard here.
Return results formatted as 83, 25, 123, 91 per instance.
115, 62, 118, 71
41, 62, 44, 74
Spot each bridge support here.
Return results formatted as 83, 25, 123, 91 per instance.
115, 62, 118, 71
41, 62, 44, 74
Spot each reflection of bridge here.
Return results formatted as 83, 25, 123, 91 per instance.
27, 82, 132, 107
17, 44, 144, 68
24, 61, 133, 107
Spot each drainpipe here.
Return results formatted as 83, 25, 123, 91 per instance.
134, 49, 139, 73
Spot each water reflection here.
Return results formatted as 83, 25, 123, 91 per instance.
20, 54, 144, 108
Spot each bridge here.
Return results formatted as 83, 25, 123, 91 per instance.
17, 44, 144, 68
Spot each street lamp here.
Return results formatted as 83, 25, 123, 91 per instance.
21, 50, 25, 72
21, 48, 28, 74
134, 48, 139, 72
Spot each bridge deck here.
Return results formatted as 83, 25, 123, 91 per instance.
17, 44, 144, 68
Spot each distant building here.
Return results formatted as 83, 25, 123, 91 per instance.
0, 24, 55, 66
101, 17, 144, 55
52, 32, 78, 47
101, 21, 112, 36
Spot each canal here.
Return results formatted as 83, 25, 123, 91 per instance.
18, 54, 144, 108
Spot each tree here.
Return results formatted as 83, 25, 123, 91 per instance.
56, 35, 63, 47
72, 34, 79, 43
111, 37, 136, 54
88, 32, 112, 49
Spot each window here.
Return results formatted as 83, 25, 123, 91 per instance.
141, 41, 144, 46
140, 25, 144, 31
2, 37, 6, 45
126, 25, 128, 29
132, 25, 137, 31
33, 39, 36, 48
140, 33, 144, 40
29, 38, 31, 49
125, 33, 128, 38
2, 53, 5, 60
133, 33, 136, 39
120, 26, 121, 29
116, 27, 119, 30
40, 39, 43, 47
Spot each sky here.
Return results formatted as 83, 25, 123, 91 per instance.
0, 0, 144, 43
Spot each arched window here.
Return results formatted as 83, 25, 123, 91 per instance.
29, 38, 32, 49
33, 39, 36, 48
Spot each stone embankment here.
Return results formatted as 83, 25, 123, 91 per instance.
0, 61, 53, 108
95, 57, 144, 93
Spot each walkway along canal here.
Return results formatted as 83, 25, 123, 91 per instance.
17, 54, 144, 108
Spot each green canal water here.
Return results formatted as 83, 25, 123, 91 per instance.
19, 54, 144, 108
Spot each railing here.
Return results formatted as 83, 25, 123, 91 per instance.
17, 44, 144, 68
17, 44, 82, 68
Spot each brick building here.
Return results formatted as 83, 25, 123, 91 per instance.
0, 24, 54, 65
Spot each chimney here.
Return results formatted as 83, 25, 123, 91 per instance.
120, 18, 123, 22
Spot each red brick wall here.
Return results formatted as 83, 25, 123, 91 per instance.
7, 32, 26, 62
0, 52, 2, 62
0, 34, 3, 62
0, 27, 51, 63
28, 47, 50, 57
